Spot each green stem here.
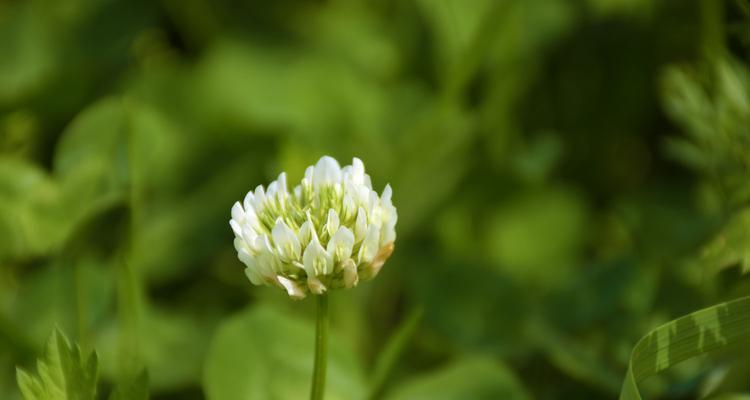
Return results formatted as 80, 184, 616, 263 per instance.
310, 293, 329, 400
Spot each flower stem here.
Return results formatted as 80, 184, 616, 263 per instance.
310, 293, 329, 400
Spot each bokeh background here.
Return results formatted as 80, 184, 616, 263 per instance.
2, 0, 750, 398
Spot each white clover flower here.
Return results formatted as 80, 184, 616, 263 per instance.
230, 156, 397, 299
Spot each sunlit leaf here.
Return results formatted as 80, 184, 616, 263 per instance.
620, 296, 750, 399
16, 329, 98, 400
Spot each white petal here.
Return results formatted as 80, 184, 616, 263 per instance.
242, 226, 259, 250
243, 191, 255, 211
267, 181, 278, 198
244, 267, 263, 285
254, 249, 279, 284
277, 172, 287, 193
368, 191, 379, 213
238, 247, 254, 267
277, 276, 306, 299
349, 157, 365, 185
314, 156, 342, 186
358, 224, 380, 264
253, 235, 267, 254
303, 234, 332, 276
341, 258, 359, 288
231, 202, 245, 222
381, 184, 393, 205
253, 185, 266, 209
381, 226, 396, 245
341, 193, 356, 220
272, 218, 301, 260
327, 226, 354, 263
360, 242, 394, 281
325, 209, 340, 238
307, 277, 327, 294
233, 237, 245, 253
355, 207, 368, 242
230, 220, 242, 237
298, 219, 314, 248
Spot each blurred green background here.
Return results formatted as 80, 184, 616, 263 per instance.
2, 0, 750, 398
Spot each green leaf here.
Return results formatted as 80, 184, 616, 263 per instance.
16, 329, 98, 400
203, 305, 365, 400
619, 296, 750, 399
0, 157, 62, 259
384, 357, 529, 400
109, 371, 149, 400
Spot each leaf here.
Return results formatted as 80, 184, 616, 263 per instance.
108, 371, 149, 400
485, 188, 588, 288
95, 304, 211, 391
415, 0, 494, 77
384, 357, 530, 400
203, 305, 365, 400
16, 329, 98, 400
0, 2, 54, 105
0, 157, 62, 259
619, 296, 750, 400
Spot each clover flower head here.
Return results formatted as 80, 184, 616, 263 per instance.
230, 156, 397, 299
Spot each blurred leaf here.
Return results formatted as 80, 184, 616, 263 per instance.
301, 4, 398, 79
192, 41, 392, 140
408, 254, 529, 357
415, 0, 494, 83
701, 207, 750, 275
486, 188, 588, 288
620, 296, 750, 399
96, 305, 211, 391
54, 97, 130, 192
0, 158, 62, 259
392, 103, 474, 235
108, 370, 149, 400
130, 154, 260, 283
0, 2, 54, 104
384, 357, 529, 400
368, 307, 423, 399
662, 58, 750, 206
16, 329, 98, 400
528, 317, 621, 394
710, 395, 750, 400
5, 257, 115, 351
203, 305, 365, 400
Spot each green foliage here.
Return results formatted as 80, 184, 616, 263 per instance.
109, 371, 149, 400
663, 58, 750, 276
384, 357, 529, 400
16, 330, 150, 400
203, 305, 365, 400
620, 296, 750, 399
1, 0, 750, 399
16, 330, 98, 400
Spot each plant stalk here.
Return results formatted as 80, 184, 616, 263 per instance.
310, 293, 329, 400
